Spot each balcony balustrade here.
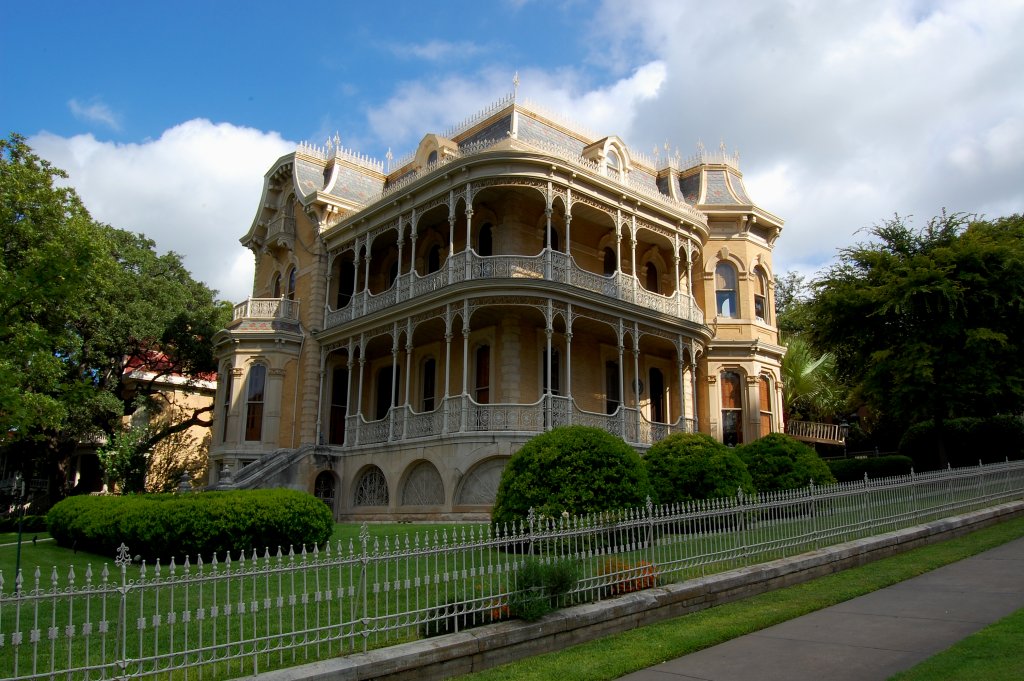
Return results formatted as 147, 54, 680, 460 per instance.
325, 249, 704, 330
337, 394, 696, 449
232, 297, 300, 322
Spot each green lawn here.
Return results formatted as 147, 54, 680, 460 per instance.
449, 515, 1024, 681
889, 607, 1024, 681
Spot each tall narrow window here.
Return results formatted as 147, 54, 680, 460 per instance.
606, 150, 621, 179
542, 349, 561, 396
754, 268, 769, 322
716, 262, 738, 318
388, 259, 399, 287
244, 364, 266, 441
221, 365, 233, 442
329, 366, 348, 445
474, 345, 490, 404
547, 227, 560, 252
272, 273, 282, 298
478, 223, 493, 256
759, 375, 773, 437
721, 371, 743, 446
645, 263, 660, 293
375, 365, 398, 420
603, 247, 617, 276
286, 267, 297, 301
421, 358, 437, 412
314, 472, 336, 510
337, 260, 355, 308
605, 361, 620, 414
649, 367, 665, 423
427, 244, 441, 273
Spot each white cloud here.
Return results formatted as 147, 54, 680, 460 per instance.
366, 62, 667, 155
30, 120, 294, 303
68, 98, 121, 130
586, 0, 1024, 276
393, 40, 485, 61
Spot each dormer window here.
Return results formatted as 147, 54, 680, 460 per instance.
606, 150, 621, 179
427, 150, 438, 165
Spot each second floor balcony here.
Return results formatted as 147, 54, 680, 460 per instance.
325, 249, 704, 330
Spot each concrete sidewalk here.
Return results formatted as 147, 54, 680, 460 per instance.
617, 536, 1024, 681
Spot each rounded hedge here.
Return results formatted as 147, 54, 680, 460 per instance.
47, 489, 333, 562
827, 455, 914, 482
643, 433, 753, 505
491, 426, 653, 527
735, 433, 836, 492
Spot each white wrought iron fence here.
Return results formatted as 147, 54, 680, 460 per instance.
2, 460, 1023, 681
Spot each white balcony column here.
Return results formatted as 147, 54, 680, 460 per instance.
544, 207, 552, 280
396, 225, 405, 299
673, 247, 682, 317
447, 215, 456, 286
617, 339, 626, 434
442, 330, 453, 435
632, 343, 641, 441
315, 346, 326, 446
355, 341, 366, 445
464, 205, 474, 280
676, 352, 686, 423
460, 316, 470, 433
565, 325, 574, 425
403, 336, 413, 439
344, 339, 356, 446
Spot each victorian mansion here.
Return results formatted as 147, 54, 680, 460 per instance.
210, 93, 785, 520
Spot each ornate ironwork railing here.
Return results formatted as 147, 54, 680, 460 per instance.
3, 461, 1022, 681
340, 395, 693, 448
323, 250, 704, 331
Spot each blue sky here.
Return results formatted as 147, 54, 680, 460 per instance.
3, 1, 1023, 303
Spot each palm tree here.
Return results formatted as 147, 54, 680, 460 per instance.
781, 336, 844, 424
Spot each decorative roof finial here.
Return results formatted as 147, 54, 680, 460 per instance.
386, 147, 393, 173
513, 71, 520, 98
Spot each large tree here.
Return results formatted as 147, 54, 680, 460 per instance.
0, 134, 231, 497
806, 212, 1024, 461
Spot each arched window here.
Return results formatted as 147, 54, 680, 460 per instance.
427, 150, 438, 165
427, 244, 442, 274
645, 262, 660, 294
220, 365, 233, 443
603, 247, 617, 276
649, 367, 665, 423
421, 358, 437, 412
286, 267, 297, 301
759, 375, 773, 437
754, 268, 769, 322
354, 466, 389, 507
721, 371, 743, 446
244, 364, 266, 441
478, 223, 493, 257
605, 361, 620, 414
716, 262, 738, 318
329, 366, 348, 445
272, 272, 282, 298
314, 472, 336, 510
474, 345, 490, 404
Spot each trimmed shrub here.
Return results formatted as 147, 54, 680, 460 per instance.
46, 489, 333, 562
735, 433, 836, 492
827, 455, 914, 482
491, 426, 653, 527
643, 433, 753, 504
899, 416, 1024, 471
508, 557, 581, 621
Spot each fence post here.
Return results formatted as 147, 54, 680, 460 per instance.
645, 496, 655, 570
114, 543, 132, 677
358, 523, 369, 652
809, 480, 819, 549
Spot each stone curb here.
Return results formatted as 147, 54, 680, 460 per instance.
254, 500, 1024, 681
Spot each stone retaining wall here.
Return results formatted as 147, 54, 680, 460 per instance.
257, 500, 1024, 681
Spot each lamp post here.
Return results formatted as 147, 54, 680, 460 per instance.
12, 472, 26, 592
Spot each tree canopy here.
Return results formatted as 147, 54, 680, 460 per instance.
1, 134, 232, 496
806, 212, 1024, 456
